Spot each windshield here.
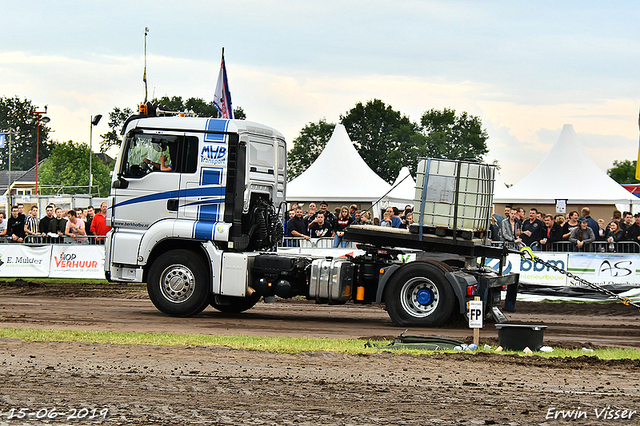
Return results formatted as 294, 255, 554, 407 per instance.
121, 133, 177, 177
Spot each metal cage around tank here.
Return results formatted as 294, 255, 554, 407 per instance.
412, 158, 496, 239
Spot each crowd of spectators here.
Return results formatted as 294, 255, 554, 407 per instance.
0, 201, 111, 244
285, 202, 414, 248
493, 206, 640, 252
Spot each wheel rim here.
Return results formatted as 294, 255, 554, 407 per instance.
399, 277, 439, 318
159, 263, 196, 303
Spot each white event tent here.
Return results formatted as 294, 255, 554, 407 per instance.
493, 124, 637, 217
286, 124, 391, 205
386, 166, 417, 206
371, 166, 417, 215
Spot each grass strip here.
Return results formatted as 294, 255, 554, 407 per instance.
0, 327, 639, 359
0, 327, 375, 354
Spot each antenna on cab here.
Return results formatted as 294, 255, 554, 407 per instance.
143, 27, 149, 103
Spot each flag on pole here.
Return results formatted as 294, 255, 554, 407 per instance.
0, 133, 5, 149
213, 48, 233, 119
636, 107, 640, 181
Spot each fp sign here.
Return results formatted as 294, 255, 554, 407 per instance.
468, 300, 483, 328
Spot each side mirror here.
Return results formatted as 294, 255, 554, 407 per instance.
112, 178, 129, 189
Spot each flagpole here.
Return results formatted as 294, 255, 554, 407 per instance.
636, 107, 640, 181
213, 47, 233, 119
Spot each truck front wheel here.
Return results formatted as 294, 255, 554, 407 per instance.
210, 293, 261, 313
385, 262, 454, 327
147, 250, 210, 317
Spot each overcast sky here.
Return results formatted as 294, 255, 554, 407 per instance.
1, 1, 638, 184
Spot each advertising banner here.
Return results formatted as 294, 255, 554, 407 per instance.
49, 245, 105, 279
485, 253, 569, 286
486, 252, 640, 289
567, 253, 637, 287
514, 252, 569, 287
0, 245, 51, 277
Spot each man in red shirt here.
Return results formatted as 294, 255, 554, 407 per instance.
90, 202, 112, 244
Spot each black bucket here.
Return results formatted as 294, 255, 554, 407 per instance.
495, 324, 547, 351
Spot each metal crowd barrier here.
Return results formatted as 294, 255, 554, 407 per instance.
281, 237, 357, 249
490, 240, 640, 253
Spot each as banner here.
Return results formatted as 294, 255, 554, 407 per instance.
567, 253, 637, 286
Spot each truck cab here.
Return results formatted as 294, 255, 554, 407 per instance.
106, 109, 286, 294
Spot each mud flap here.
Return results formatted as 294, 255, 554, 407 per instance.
490, 306, 508, 324
503, 281, 519, 312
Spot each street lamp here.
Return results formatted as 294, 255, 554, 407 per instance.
89, 114, 102, 195
0, 130, 13, 196
31, 106, 50, 195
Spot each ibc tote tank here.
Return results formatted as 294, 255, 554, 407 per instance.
412, 158, 496, 236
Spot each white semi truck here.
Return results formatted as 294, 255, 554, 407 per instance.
104, 104, 518, 327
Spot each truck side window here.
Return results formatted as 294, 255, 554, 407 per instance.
182, 136, 199, 174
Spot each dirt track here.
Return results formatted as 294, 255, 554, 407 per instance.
0, 280, 639, 425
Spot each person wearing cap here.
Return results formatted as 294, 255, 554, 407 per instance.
625, 213, 640, 243
569, 217, 595, 251
308, 202, 337, 230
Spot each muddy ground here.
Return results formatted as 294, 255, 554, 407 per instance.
0, 279, 639, 425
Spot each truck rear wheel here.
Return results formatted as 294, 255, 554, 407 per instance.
385, 262, 454, 327
210, 293, 261, 313
147, 250, 210, 317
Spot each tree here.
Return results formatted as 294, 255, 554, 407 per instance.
287, 118, 336, 180
0, 96, 54, 171
416, 108, 489, 162
287, 101, 490, 184
100, 97, 245, 152
155, 96, 246, 119
608, 160, 639, 184
341, 99, 422, 183
99, 106, 133, 153
39, 141, 112, 197
233, 106, 246, 120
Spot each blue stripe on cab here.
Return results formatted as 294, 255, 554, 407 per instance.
199, 204, 220, 221
201, 168, 223, 185
193, 221, 215, 240
205, 119, 229, 142
113, 187, 225, 209
112, 190, 180, 208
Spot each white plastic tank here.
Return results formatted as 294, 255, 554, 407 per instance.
413, 158, 495, 233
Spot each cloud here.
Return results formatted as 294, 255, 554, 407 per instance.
0, 42, 638, 190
